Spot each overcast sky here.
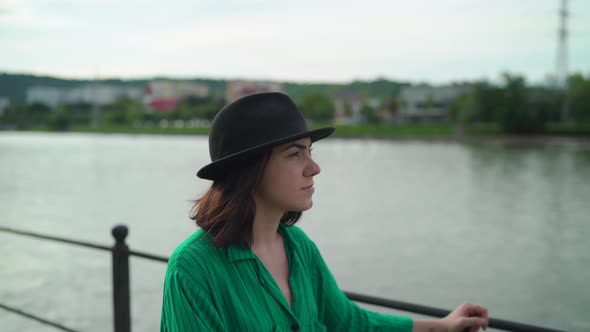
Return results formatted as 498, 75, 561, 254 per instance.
1, 0, 589, 84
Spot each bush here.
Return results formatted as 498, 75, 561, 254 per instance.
48, 110, 70, 131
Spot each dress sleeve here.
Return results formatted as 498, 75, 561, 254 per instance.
160, 268, 227, 332
309, 241, 413, 332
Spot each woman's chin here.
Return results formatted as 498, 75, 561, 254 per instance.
300, 200, 314, 211
287, 200, 313, 212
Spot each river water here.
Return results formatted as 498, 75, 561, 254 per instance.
0, 132, 588, 331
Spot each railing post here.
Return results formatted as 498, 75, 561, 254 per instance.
112, 225, 131, 332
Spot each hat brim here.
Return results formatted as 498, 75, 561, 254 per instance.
197, 126, 335, 180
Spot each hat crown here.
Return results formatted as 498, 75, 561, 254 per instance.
208, 92, 308, 162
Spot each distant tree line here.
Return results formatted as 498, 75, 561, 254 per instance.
0, 96, 227, 131
0, 94, 337, 131
1, 72, 589, 134
0, 73, 228, 103
449, 72, 590, 134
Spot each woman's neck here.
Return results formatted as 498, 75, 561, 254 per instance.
251, 199, 284, 250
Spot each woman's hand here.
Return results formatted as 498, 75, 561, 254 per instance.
441, 302, 489, 332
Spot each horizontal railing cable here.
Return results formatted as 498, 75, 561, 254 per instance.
0, 226, 169, 262
128, 249, 169, 262
0, 226, 110, 251
344, 291, 565, 332
1, 225, 567, 332
0, 302, 81, 332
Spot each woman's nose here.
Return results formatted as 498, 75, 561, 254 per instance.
304, 159, 321, 177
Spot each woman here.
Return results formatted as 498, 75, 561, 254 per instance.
161, 92, 488, 332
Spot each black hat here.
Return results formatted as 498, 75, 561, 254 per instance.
197, 92, 334, 180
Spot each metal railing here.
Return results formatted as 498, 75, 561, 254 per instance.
0, 225, 564, 332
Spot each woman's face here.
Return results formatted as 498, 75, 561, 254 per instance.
255, 137, 320, 212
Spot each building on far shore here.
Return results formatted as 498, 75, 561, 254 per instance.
25, 81, 209, 113
395, 84, 471, 123
0, 97, 10, 116
333, 91, 363, 124
145, 80, 209, 112
26, 85, 143, 108
226, 80, 283, 103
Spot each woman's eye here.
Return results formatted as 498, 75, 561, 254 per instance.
288, 151, 299, 157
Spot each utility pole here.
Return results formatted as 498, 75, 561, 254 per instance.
556, 0, 570, 122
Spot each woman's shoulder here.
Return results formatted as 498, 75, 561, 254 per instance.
166, 229, 225, 279
281, 224, 321, 258
282, 224, 311, 243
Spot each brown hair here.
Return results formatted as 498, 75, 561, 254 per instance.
190, 151, 302, 248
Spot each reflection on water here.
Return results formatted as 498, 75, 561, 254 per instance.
0, 132, 589, 331
463, 141, 590, 330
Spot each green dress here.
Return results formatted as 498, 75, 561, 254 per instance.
161, 224, 413, 331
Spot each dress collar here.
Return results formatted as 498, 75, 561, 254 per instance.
227, 243, 256, 263
226, 223, 291, 263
